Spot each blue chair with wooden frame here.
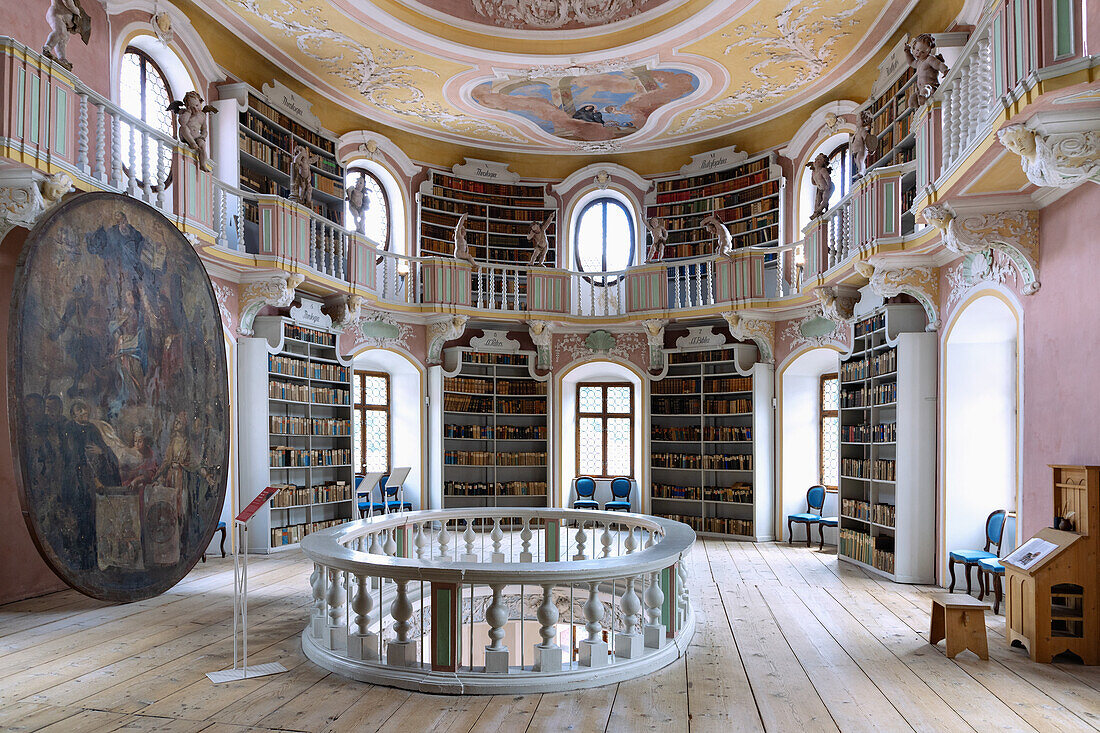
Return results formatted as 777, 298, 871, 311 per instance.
380, 473, 413, 513
948, 509, 1007, 594
977, 557, 1005, 614
356, 473, 386, 518
605, 477, 632, 512
573, 476, 599, 510
817, 516, 838, 550
788, 485, 826, 546
201, 521, 227, 562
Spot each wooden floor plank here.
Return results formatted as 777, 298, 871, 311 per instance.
321, 685, 412, 733
606, 656, 689, 732
526, 685, 616, 732
468, 694, 540, 733
377, 693, 491, 733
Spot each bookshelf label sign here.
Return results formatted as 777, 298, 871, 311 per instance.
679, 144, 748, 175
290, 299, 332, 328
452, 158, 520, 183
261, 80, 322, 128
676, 326, 726, 350
470, 329, 521, 353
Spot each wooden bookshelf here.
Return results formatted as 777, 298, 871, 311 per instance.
837, 304, 935, 582
649, 338, 773, 540
439, 347, 550, 509
417, 171, 556, 266
238, 312, 355, 553
230, 86, 345, 226
645, 152, 783, 260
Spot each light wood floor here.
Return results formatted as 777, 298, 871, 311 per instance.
0, 540, 1097, 733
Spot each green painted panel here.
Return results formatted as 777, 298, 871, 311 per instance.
434, 587, 452, 665
29, 74, 39, 144
1014, 1, 1026, 80
882, 182, 895, 233
261, 209, 272, 254
16, 69, 25, 139
1055, 0, 1073, 57
53, 87, 66, 155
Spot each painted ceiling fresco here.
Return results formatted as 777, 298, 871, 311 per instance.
202, 0, 929, 153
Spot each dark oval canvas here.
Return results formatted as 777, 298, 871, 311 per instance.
9, 192, 229, 602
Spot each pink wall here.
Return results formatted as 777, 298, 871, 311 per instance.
1021, 183, 1100, 539
9, 2, 114, 98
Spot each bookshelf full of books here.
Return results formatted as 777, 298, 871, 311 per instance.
238, 313, 355, 553
644, 152, 783, 261
228, 84, 345, 228
439, 348, 550, 509
837, 303, 936, 582
649, 338, 774, 540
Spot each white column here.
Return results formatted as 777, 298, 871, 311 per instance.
534, 583, 562, 672
579, 581, 608, 667
483, 584, 510, 673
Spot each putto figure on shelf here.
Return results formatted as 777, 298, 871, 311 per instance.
42, 0, 91, 70
290, 144, 319, 208
453, 212, 477, 268
167, 92, 217, 172
808, 153, 835, 219
700, 213, 733, 257
346, 173, 370, 235
527, 212, 555, 266
905, 33, 949, 111
851, 110, 879, 176
645, 217, 668, 261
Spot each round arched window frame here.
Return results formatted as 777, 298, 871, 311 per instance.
119, 46, 174, 189
573, 196, 636, 285
345, 167, 391, 260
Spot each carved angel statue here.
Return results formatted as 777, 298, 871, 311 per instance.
43, 0, 91, 70
527, 212, 555, 266
453, 212, 477, 268
346, 173, 370, 234
808, 153, 834, 219
905, 33, 949, 111
700, 213, 733, 257
167, 92, 217, 172
289, 144, 319, 207
850, 110, 879, 176
645, 216, 669, 261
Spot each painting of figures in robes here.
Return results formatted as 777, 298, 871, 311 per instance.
9, 192, 229, 602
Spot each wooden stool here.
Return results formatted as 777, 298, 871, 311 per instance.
930, 593, 990, 660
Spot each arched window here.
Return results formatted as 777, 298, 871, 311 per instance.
119, 47, 173, 184
826, 142, 852, 203
574, 197, 634, 283
344, 168, 390, 248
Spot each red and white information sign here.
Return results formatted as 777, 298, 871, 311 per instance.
236, 486, 282, 523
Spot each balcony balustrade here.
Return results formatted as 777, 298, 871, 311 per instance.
300, 508, 695, 694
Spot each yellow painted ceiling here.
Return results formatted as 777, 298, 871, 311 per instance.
192, 0, 954, 156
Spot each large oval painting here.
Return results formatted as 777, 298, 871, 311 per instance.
9, 192, 229, 602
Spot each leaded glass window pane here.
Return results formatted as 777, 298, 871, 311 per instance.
362, 411, 388, 473
606, 386, 631, 413
578, 417, 603, 475
353, 411, 363, 472
345, 169, 389, 246
821, 376, 838, 412
361, 375, 388, 405
579, 386, 603, 413
606, 417, 631, 475
821, 416, 839, 487
119, 49, 173, 186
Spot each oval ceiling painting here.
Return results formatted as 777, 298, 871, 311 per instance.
9, 192, 229, 602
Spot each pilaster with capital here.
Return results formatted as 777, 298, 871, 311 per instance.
427, 315, 469, 364
921, 203, 1040, 294
527, 320, 554, 371
237, 273, 305, 336
854, 261, 940, 331
641, 319, 667, 371
722, 313, 775, 364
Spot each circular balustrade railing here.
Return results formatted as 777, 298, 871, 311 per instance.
301, 508, 696, 694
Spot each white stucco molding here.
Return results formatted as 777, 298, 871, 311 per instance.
337, 130, 421, 179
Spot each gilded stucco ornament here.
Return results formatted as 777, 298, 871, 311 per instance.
722, 313, 775, 364
322, 294, 365, 332
814, 285, 859, 323
997, 124, 1100, 189
854, 261, 940, 331
641, 319, 667, 371
527, 320, 555, 371
237, 273, 304, 336
427, 315, 469, 364
0, 170, 72, 239
921, 203, 1040, 294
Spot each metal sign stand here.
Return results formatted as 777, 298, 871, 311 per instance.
206, 519, 288, 683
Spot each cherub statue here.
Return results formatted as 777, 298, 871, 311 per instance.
346, 172, 370, 234
527, 212, 555, 266
807, 153, 834, 219
700, 212, 732, 256
42, 0, 91, 70
644, 216, 668, 261
453, 212, 477, 268
289, 144, 319, 207
905, 33, 949, 111
167, 91, 217, 172
850, 109, 879, 176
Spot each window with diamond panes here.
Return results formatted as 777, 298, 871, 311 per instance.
820, 373, 839, 490
119, 48, 174, 188
354, 371, 390, 474
576, 382, 634, 478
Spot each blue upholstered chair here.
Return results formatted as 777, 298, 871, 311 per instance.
787, 485, 826, 546
202, 520, 228, 562
605, 477, 632, 512
381, 474, 413, 513
573, 476, 599, 510
356, 475, 385, 518
948, 509, 1007, 594
977, 557, 1005, 614
817, 516, 838, 550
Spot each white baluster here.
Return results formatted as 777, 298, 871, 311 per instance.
155, 140, 166, 211
76, 92, 88, 173
490, 518, 505, 563
624, 526, 637, 555
573, 521, 587, 560
386, 580, 416, 666
520, 518, 533, 563
477, 267, 485, 309
439, 520, 452, 558
673, 266, 682, 308
235, 197, 245, 249
576, 272, 583, 314
513, 268, 520, 311
309, 563, 326, 638
368, 529, 382, 556
216, 188, 228, 248
589, 277, 596, 316
462, 519, 477, 562
383, 527, 397, 557
484, 584, 510, 672
579, 581, 607, 667
694, 263, 704, 307
534, 583, 562, 671
347, 572, 378, 659
141, 130, 152, 202
324, 569, 347, 650
110, 112, 122, 189
677, 561, 689, 627
94, 104, 106, 182
615, 576, 644, 658
126, 125, 136, 196
600, 522, 613, 558
706, 260, 715, 304
644, 569, 666, 648
415, 522, 429, 560
942, 83, 957, 168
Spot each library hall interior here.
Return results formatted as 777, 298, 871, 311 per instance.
1, 0, 1100, 730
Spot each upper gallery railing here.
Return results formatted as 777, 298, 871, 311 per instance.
300, 507, 695, 694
